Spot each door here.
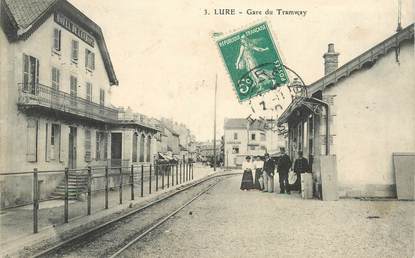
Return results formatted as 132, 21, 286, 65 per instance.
111, 133, 122, 168
68, 127, 77, 169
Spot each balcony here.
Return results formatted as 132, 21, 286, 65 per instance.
17, 83, 118, 123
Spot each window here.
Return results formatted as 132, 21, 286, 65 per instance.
96, 132, 108, 161
50, 124, 61, 160
85, 49, 95, 70
260, 133, 266, 141
53, 28, 61, 51
86, 82, 92, 101
232, 146, 239, 154
146, 136, 151, 162
70, 76, 77, 106
132, 133, 138, 162
85, 129, 91, 161
139, 134, 145, 162
250, 146, 255, 150
233, 133, 238, 140
71, 40, 79, 61
23, 54, 39, 94
26, 119, 38, 162
251, 133, 256, 141
51, 67, 60, 90
99, 89, 105, 106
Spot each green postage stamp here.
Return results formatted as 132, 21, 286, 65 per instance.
216, 22, 289, 102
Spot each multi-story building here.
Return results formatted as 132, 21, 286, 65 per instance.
0, 0, 159, 207
223, 118, 283, 167
278, 24, 414, 198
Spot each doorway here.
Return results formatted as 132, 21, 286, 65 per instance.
111, 133, 122, 168
68, 127, 77, 169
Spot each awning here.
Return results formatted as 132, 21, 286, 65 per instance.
158, 152, 173, 160
277, 97, 324, 126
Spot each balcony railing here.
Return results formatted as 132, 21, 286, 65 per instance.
17, 83, 118, 123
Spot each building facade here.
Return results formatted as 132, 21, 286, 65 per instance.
278, 24, 414, 198
223, 118, 283, 167
0, 0, 159, 207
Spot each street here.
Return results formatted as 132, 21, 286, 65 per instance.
121, 175, 414, 258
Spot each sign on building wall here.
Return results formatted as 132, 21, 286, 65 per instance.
54, 13, 95, 47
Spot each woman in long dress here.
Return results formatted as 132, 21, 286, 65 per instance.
240, 156, 254, 190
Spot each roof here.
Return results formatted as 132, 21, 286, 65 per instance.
1, 0, 119, 85
277, 24, 414, 126
307, 24, 414, 95
224, 118, 266, 131
224, 118, 247, 130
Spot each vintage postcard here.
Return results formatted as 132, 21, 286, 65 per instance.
0, 0, 414, 257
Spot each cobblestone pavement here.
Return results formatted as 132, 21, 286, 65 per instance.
0, 164, 216, 246
123, 175, 415, 258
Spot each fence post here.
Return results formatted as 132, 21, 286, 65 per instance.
119, 167, 123, 205
131, 165, 135, 201
162, 164, 165, 190
87, 166, 92, 216
155, 164, 159, 191
176, 164, 179, 185
149, 164, 152, 194
167, 164, 170, 188
33, 168, 39, 233
192, 162, 194, 180
64, 167, 69, 223
105, 166, 109, 209
141, 165, 144, 197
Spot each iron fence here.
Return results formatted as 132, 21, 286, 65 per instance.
0, 161, 194, 234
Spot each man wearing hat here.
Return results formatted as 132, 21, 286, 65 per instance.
293, 150, 310, 193
262, 153, 275, 193
277, 147, 292, 194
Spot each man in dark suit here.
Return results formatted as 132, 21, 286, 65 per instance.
262, 153, 275, 193
277, 147, 292, 194
293, 150, 310, 193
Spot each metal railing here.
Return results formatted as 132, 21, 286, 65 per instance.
0, 162, 195, 234
17, 83, 118, 122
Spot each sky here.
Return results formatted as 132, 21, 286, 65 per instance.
70, 0, 413, 141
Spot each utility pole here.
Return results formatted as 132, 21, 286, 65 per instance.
213, 74, 218, 171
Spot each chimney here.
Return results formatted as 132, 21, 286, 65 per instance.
323, 43, 339, 75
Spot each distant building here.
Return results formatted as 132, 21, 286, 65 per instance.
278, 24, 414, 198
223, 118, 283, 167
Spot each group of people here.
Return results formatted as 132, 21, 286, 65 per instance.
240, 147, 310, 194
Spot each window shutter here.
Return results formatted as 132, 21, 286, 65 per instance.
58, 30, 61, 50
96, 131, 100, 161
23, 54, 29, 91
26, 119, 38, 162
60, 125, 67, 163
45, 123, 50, 162
85, 49, 88, 69
85, 129, 91, 162
35, 59, 39, 94
91, 52, 95, 70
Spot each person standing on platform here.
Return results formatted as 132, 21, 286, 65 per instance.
253, 156, 264, 190
240, 156, 254, 191
277, 147, 292, 194
293, 150, 309, 193
262, 153, 275, 193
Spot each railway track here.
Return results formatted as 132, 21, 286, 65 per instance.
30, 173, 237, 258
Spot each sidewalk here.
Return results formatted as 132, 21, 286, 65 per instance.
0, 164, 221, 255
